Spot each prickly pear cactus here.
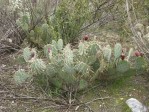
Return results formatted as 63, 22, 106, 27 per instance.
44, 39, 64, 59
46, 63, 57, 77
135, 57, 146, 70
86, 55, 97, 65
29, 30, 35, 37
127, 48, 133, 61
63, 44, 73, 65
62, 64, 76, 76
16, 14, 29, 31
60, 65, 76, 84
14, 69, 30, 85
75, 62, 91, 76
41, 23, 51, 43
78, 41, 86, 55
57, 39, 63, 51
23, 47, 36, 62
52, 40, 57, 47
116, 60, 130, 73
114, 43, 122, 60
103, 45, 111, 62
87, 43, 100, 55
31, 59, 46, 74
51, 40, 58, 55
43, 44, 52, 59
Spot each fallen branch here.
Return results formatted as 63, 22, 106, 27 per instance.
1, 96, 68, 106
75, 97, 111, 111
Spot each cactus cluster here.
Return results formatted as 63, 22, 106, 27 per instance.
14, 39, 147, 93
15, 39, 102, 91
102, 43, 146, 74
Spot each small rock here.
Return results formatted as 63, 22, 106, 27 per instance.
126, 98, 148, 112
1, 64, 6, 68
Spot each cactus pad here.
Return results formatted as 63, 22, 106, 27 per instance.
14, 69, 30, 85
135, 57, 146, 70
103, 45, 111, 62
31, 59, 46, 74
23, 47, 36, 62
57, 39, 63, 51
87, 43, 100, 55
63, 44, 73, 65
116, 60, 130, 73
78, 41, 85, 55
114, 43, 122, 60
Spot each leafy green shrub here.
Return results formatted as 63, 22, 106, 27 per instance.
16, 0, 91, 47
49, 0, 91, 44
14, 39, 147, 98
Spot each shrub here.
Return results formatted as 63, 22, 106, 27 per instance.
16, 0, 91, 47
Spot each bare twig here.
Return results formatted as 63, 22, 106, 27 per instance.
125, 0, 149, 62
75, 97, 111, 111
1, 95, 68, 106
84, 97, 111, 105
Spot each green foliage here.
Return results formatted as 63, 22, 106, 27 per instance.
78, 79, 88, 90
14, 39, 101, 92
31, 59, 46, 74
50, 0, 91, 44
87, 43, 100, 56
41, 23, 51, 43
23, 47, 36, 62
57, 39, 63, 51
43, 44, 52, 59
16, 14, 30, 31
135, 57, 145, 70
16, 0, 91, 46
16, 55, 26, 64
116, 61, 130, 73
14, 69, 30, 85
78, 42, 86, 55
135, 57, 147, 75
63, 44, 73, 65
14, 39, 147, 97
